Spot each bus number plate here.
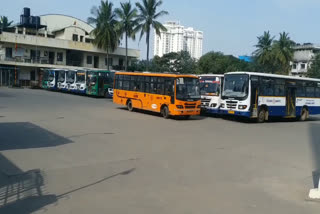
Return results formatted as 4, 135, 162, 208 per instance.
228, 111, 235, 114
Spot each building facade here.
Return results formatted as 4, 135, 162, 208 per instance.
290, 43, 320, 77
0, 8, 140, 87
153, 21, 203, 60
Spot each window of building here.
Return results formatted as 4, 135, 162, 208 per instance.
5, 47, 12, 58
72, 34, 78, 42
57, 52, 63, 62
105, 58, 113, 66
80, 36, 84, 42
87, 56, 92, 65
292, 63, 297, 69
301, 63, 306, 69
85, 38, 92, 43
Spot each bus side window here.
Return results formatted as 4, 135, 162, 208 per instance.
164, 78, 174, 96
157, 77, 164, 94
123, 75, 130, 90
118, 75, 123, 90
145, 76, 150, 93
138, 76, 144, 92
296, 87, 305, 97
316, 87, 320, 98
151, 77, 157, 94
274, 85, 285, 96
306, 87, 315, 97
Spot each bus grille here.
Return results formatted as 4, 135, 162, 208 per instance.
185, 104, 196, 109
226, 100, 237, 109
201, 98, 211, 106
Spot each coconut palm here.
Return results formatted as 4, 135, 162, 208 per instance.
273, 32, 295, 74
88, 0, 119, 70
135, 0, 168, 65
0, 16, 13, 31
115, 1, 139, 71
253, 31, 275, 65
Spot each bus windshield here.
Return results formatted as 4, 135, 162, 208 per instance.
66, 71, 75, 83
87, 73, 97, 85
200, 77, 220, 95
176, 77, 201, 101
222, 74, 249, 99
76, 72, 86, 83
48, 71, 55, 81
57, 71, 66, 82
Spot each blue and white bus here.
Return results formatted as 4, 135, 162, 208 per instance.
220, 72, 320, 122
199, 74, 224, 114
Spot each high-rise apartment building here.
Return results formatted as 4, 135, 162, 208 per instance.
153, 21, 203, 59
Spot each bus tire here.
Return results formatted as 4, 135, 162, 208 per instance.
127, 100, 133, 112
161, 105, 170, 119
257, 109, 266, 123
300, 108, 309, 121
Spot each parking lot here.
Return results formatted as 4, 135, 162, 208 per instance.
1, 87, 320, 214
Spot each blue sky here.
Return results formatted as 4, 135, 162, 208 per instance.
1, 0, 320, 59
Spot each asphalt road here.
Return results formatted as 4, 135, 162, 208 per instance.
0, 88, 320, 214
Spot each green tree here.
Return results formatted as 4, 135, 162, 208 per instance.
307, 54, 320, 78
0, 16, 13, 31
273, 32, 295, 74
88, 0, 119, 70
196, 52, 250, 74
253, 31, 275, 72
135, 0, 168, 65
115, 1, 138, 71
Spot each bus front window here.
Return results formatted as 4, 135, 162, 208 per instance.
222, 74, 249, 100
48, 72, 55, 81
200, 79, 219, 95
66, 71, 75, 83
76, 72, 86, 83
43, 71, 49, 81
87, 74, 97, 85
58, 71, 65, 82
176, 78, 201, 101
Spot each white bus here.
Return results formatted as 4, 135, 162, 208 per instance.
57, 69, 67, 91
199, 74, 224, 114
74, 70, 87, 94
220, 71, 320, 122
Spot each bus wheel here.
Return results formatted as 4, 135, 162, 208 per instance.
257, 109, 266, 123
300, 108, 309, 121
161, 106, 170, 119
127, 100, 133, 112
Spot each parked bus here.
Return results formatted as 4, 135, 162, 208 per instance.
47, 69, 61, 90
86, 70, 114, 97
199, 74, 224, 114
220, 71, 320, 122
65, 70, 76, 91
73, 70, 87, 94
113, 72, 201, 119
57, 69, 67, 91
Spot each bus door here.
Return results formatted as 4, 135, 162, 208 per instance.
98, 74, 104, 96
286, 85, 296, 117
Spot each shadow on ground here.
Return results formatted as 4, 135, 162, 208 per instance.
0, 154, 57, 214
0, 122, 73, 151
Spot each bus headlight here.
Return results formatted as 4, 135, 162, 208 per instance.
238, 105, 247, 110
210, 103, 217, 108
176, 105, 184, 109
220, 104, 225, 108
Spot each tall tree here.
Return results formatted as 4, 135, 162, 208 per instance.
115, 1, 138, 71
307, 54, 320, 78
0, 16, 13, 31
253, 31, 275, 72
135, 0, 168, 66
88, 0, 119, 70
273, 32, 295, 74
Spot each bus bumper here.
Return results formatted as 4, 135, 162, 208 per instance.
173, 109, 201, 116
220, 109, 251, 117
206, 107, 220, 114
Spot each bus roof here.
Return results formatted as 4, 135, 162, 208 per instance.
225, 71, 320, 82
115, 72, 198, 78
198, 74, 224, 77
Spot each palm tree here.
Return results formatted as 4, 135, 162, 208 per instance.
135, 0, 168, 65
115, 1, 139, 71
0, 16, 13, 31
273, 32, 295, 74
253, 31, 275, 66
88, 0, 119, 70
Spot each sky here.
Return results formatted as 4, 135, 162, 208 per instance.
1, 0, 320, 59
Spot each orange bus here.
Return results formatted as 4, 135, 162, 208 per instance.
113, 72, 201, 119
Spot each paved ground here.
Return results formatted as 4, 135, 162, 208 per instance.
0, 87, 320, 214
